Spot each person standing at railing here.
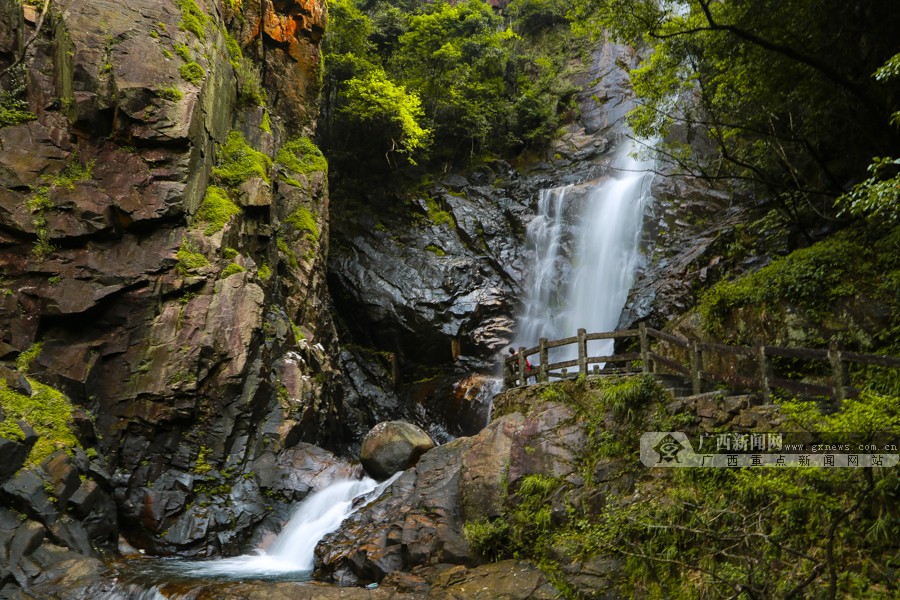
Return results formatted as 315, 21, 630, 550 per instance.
508, 347, 536, 384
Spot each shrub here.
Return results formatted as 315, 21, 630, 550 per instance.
0, 92, 36, 127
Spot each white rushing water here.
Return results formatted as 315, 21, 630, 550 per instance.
179, 473, 401, 579
97, 473, 403, 598
515, 139, 654, 363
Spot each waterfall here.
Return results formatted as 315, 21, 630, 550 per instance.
96, 473, 402, 597
515, 139, 654, 362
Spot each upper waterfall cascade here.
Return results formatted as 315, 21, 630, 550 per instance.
515, 139, 655, 361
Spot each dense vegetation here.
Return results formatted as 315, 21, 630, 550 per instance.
319, 0, 580, 174
478, 377, 900, 598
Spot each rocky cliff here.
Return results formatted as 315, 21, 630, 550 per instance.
0, 0, 376, 595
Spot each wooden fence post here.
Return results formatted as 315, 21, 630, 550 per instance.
690, 341, 702, 395
517, 346, 528, 386
639, 322, 650, 374
757, 344, 772, 403
828, 340, 847, 404
539, 338, 548, 383
578, 328, 587, 376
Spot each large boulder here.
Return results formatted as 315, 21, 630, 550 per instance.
359, 421, 435, 481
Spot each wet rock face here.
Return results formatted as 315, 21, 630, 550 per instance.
328, 171, 530, 371
359, 421, 435, 481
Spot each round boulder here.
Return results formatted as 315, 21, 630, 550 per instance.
360, 421, 435, 480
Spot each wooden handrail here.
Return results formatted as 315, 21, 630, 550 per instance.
502, 325, 900, 404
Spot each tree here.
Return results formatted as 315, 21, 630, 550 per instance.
320, 0, 430, 169
393, 0, 516, 158
838, 53, 900, 224
571, 0, 900, 227
338, 71, 430, 164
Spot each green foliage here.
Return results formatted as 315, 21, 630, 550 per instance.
25, 159, 94, 259
15, 343, 43, 374
194, 445, 213, 474
223, 247, 239, 260
174, 43, 191, 62
176, 241, 209, 275
195, 185, 241, 235
836, 53, 900, 224
338, 70, 430, 163
697, 227, 894, 341
277, 236, 299, 270
212, 130, 272, 186
571, 0, 900, 227
463, 518, 511, 561
179, 62, 205, 84
175, 0, 209, 41
286, 207, 319, 243
157, 86, 184, 102
424, 244, 445, 256
220, 262, 245, 278
424, 196, 454, 228
0, 92, 36, 127
257, 264, 272, 281
276, 137, 328, 175
235, 57, 266, 106
320, 0, 577, 172
0, 379, 80, 466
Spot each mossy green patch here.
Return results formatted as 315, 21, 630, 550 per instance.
157, 86, 184, 102
195, 186, 241, 235
175, 0, 209, 41
257, 264, 272, 281
261, 110, 272, 134
0, 92, 36, 127
174, 43, 191, 62
176, 241, 209, 275
194, 445, 213, 474
425, 196, 455, 228
286, 208, 319, 243
276, 137, 328, 176
425, 244, 445, 256
212, 130, 272, 187
179, 62, 205, 85
0, 379, 80, 466
15, 342, 43, 374
698, 225, 899, 345
220, 262, 245, 278
277, 236, 299, 270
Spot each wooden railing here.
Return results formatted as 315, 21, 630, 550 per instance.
503, 324, 900, 403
